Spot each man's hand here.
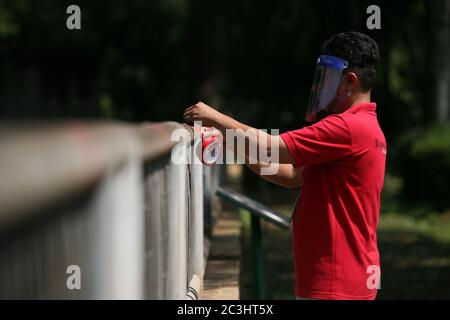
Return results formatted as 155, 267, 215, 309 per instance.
184, 102, 222, 127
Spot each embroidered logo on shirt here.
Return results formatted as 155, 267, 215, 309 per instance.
374, 138, 387, 155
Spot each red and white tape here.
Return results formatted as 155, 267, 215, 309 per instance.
195, 126, 223, 166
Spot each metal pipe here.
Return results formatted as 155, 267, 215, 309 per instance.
215, 187, 290, 229
165, 139, 188, 299
187, 140, 204, 299
0, 121, 191, 230
250, 214, 266, 300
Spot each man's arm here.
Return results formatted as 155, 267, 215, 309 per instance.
247, 162, 304, 189
183, 101, 295, 165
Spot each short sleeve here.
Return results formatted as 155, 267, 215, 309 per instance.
280, 115, 353, 167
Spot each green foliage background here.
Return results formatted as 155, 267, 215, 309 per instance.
0, 1, 438, 130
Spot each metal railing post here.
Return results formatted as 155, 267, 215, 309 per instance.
250, 214, 266, 300
165, 141, 188, 300
144, 158, 167, 300
89, 153, 145, 299
187, 141, 204, 299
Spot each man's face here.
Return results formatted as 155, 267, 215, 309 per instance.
323, 70, 359, 115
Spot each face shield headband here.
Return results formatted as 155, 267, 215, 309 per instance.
305, 55, 349, 122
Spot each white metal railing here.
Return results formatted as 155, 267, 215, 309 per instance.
0, 121, 219, 299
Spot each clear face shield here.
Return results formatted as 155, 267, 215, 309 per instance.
305, 55, 349, 122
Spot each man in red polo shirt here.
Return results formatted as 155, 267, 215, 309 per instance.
184, 31, 386, 300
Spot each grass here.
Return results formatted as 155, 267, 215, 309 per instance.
238, 175, 450, 299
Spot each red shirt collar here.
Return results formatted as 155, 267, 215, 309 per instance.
343, 102, 377, 114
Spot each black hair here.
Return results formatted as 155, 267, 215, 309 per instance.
320, 31, 379, 92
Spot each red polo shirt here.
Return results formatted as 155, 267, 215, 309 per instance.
280, 102, 386, 300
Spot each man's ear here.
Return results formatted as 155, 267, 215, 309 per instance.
345, 72, 358, 92
338, 72, 358, 96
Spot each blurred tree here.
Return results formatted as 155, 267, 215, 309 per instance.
429, 0, 450, 124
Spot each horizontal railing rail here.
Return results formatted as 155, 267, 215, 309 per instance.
0, 121, 189, 225
216, 187, 290, 229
